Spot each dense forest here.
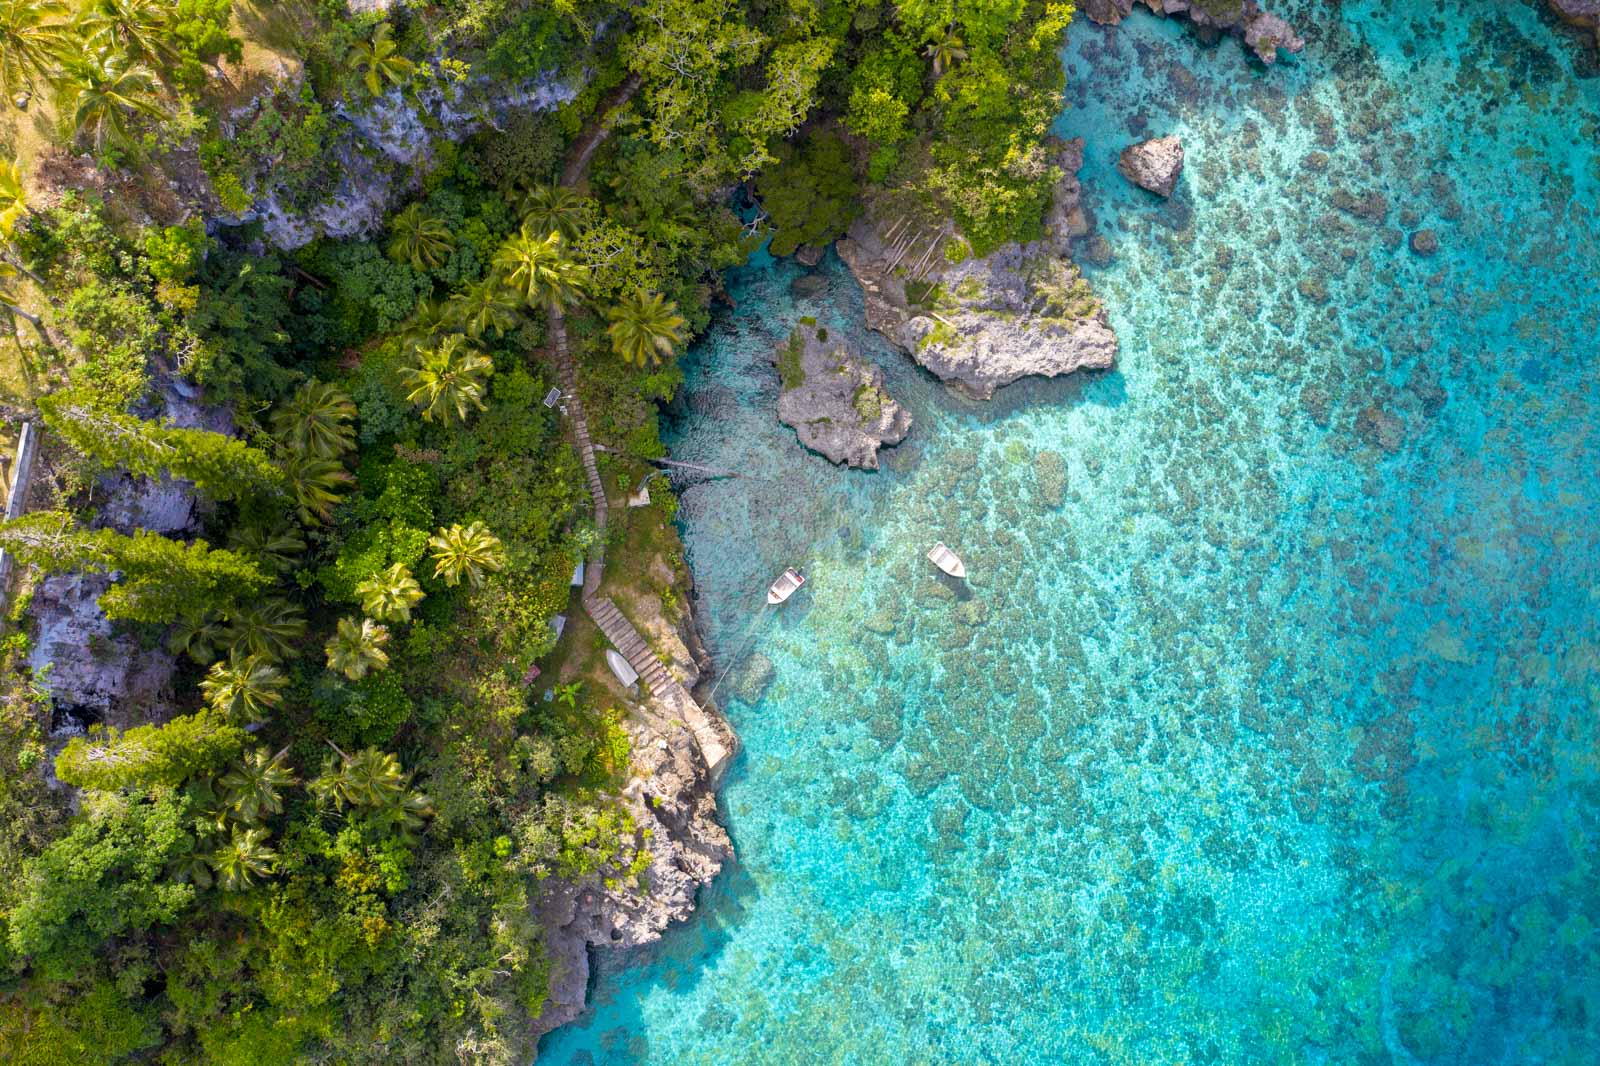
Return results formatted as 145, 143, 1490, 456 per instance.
0, 0, 1075, 1060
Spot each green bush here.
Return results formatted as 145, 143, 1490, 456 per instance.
755, 130, 860, 257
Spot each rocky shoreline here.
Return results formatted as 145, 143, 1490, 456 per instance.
527, 551, 736, 1048
837, 137, 1119, 400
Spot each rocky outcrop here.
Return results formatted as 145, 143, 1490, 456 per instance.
836, 137, 1117, 401
1081, 0, 1305, 64
25, 378, 224, 725
773, 328, 910, 469
28, 573, 179, 728
529, 692, 733, 1044
1550, 0, 1600, 27
1119, 136, 1185, 197
225, 71, 579, 249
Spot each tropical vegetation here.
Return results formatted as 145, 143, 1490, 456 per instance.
0, 0, 1082, 1060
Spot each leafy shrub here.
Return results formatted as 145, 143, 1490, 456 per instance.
755, 129, 860, 257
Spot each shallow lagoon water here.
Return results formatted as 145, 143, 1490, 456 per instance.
541, 2, 1600, 1061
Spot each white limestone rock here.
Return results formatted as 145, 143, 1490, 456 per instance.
774, 329, 911, 469
1119, 136, 1185, 197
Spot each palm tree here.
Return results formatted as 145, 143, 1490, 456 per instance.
386, 203, 454, 270
401, 334, 493, 424
606, 290, 686, 368
270, 380, 356, 459
448, 279, 521, 341
56, 48, 167, 153
311, 747, 433, 840
168, 610, 225, 664
427, 521, 505, 589
513, 184, 587, 242
282, 452, 354, 525
372, 787, 434, 844
924, 27, 967, 77
218, 747, 296, 824
199, 652, 285, 723
210, 825, 277, 891
347, 21, 413, 97
399, 295, 451, 350
168, 845, 214, 889
75, 0, 180, 75
325, 616, 390, 680
0, 0, 69, 100
355, 562, 424, 624
0, 158, 29, 235
227, 521, 305, 573
222, 598, 307, 663
493, 225, 588, 316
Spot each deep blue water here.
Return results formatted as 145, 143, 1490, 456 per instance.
541, 2, 1600, 1062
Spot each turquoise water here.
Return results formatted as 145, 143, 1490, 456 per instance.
541, 3, 1600, 1062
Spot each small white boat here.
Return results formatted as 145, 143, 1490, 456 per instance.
927, 542, 967, 579
605, 649, 638, 688
767, 567, 806, 605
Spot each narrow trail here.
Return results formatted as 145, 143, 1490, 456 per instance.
550, 80, 733, 779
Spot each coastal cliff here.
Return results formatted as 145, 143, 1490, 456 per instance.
837, 137, 1118, 400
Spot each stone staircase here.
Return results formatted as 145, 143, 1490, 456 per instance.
552, 332, 732, 780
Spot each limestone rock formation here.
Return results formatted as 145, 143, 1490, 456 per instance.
1118, 136, 1185, 197
224, 72, 579, 248
28, 573, 178, 725
1550, 0, 1600, 28
774, 329, 911, 469
836, 138, 1117, 400
1081, 0, 1305, 64
1409, 229, 1439, 256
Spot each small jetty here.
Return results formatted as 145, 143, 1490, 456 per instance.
927, 542, 967, 579
768, 567, 806, 605
605, 648, 639, 689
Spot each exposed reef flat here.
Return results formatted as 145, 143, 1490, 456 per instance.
837, 137, 1118, 400
773, 327, 911, 468
1080, 0, 1305, 63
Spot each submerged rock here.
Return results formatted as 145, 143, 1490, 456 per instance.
1409, 229, 1440, 256
836, 138, 1117, 400
729, 652, 775, 703
1118, 136, 1185, 197
772, 328, 911, 469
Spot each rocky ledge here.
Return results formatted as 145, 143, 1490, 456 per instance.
837, 137, 1117, 401
1080, 0, 1305, 64
773, 327, 911, 468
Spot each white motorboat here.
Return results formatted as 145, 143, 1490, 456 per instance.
927, 542, 967, 579
767, 567, 806, 605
